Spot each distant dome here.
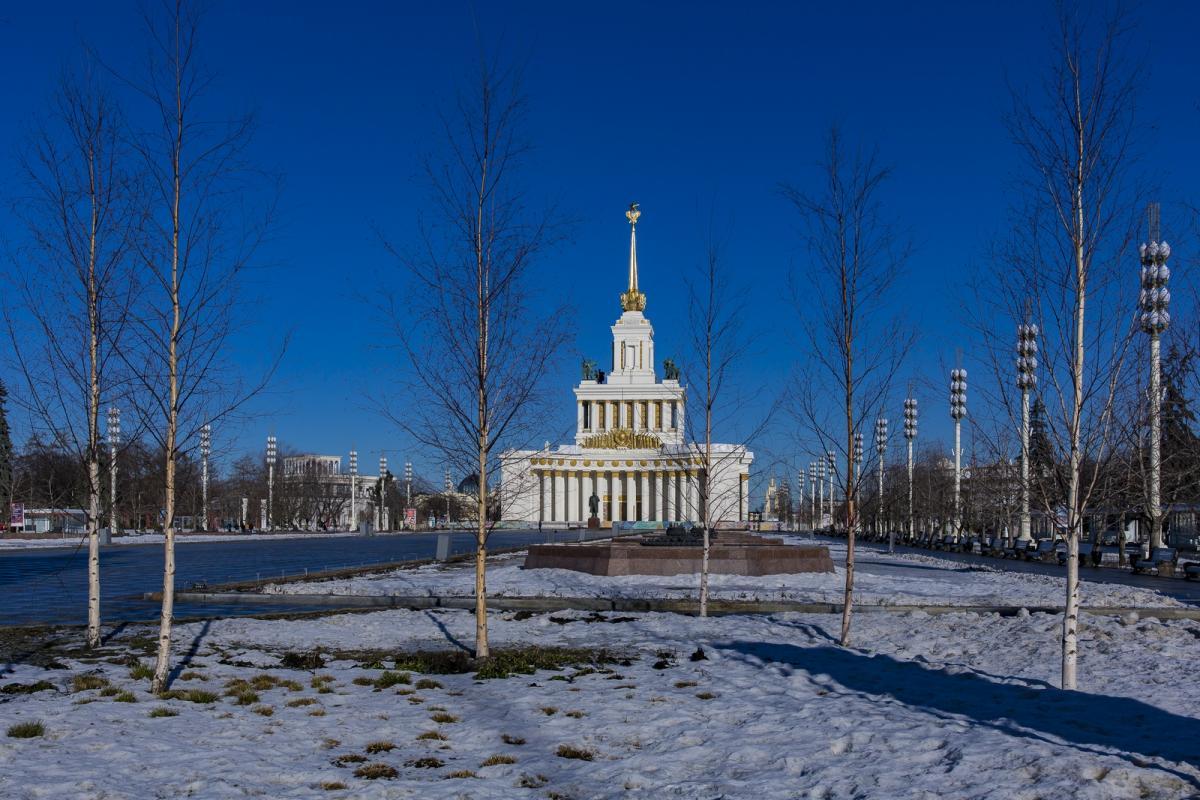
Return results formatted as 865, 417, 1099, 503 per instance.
456, 474, 479, 494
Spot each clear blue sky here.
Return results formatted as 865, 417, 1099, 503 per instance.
2, 1, 1198, 488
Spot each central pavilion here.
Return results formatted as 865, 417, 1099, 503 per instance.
500, 205, 753, 525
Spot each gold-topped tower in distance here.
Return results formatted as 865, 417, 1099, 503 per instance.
620, 202, 647, 312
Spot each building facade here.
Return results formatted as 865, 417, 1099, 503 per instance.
500, 205, 753, 525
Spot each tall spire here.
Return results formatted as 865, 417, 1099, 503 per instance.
621, 202, 647, 312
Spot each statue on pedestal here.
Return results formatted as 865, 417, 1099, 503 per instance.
588, 493, 601, 529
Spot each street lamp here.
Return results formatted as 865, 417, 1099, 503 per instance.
200, 424, 211, 532
853, 433, 863, 536
107, 407, 120, 535
1016, 321, 1039, 543
826, 450, 836, 531
903, 397, 918, 544
815, 459, 825, 530
265, 435, 277, 531
1140, 216, 1171, 550
875, 417, 888, 551
811, 462, 820, 532
404, 461, 413, 528
378, 455, 388, 531
949, 368, 968, 538
444, 469, 452, 526
349, 449, 358, 531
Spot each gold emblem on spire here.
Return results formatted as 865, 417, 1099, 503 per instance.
621, 202, 647, 312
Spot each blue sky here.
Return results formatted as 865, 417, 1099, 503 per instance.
2, 1, 1198, 488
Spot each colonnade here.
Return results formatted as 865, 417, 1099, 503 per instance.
578, 398, 682, 435
537, 468, 702, 523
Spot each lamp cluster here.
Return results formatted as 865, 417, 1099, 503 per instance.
379, 455, 388, 477
349, 449, 358, 475
107, 407, 121, 446
903, 398, 918, 441
949, 368, 968, 420
265, 435, 277, 467
200, 424, 211, 458
1139, 241, 1172, 334
853, 433, 863, 466
1016, 324, 1039, 391
875, 418, 888, 457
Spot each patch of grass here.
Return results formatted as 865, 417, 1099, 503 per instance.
353, 763, 398, 780
331, 754, 367, 767
309, 709, 326, 717
7, 721, 45, 738
364, 740, 395, 754
475, 647, 621, 680
408, 696, 424, 704
321, 738, 341, 750
517, 773, 548, 788
414, 678, 442, 690
395, 688, 415, 696
373, 671, 411, 689
556, 744, 594, 761
565, 710, 586, 719
310, 674, 335, 690
430, 711, 458, 724
417, 731, 447, 741
279, 650, 325, 670
695, 692, 716, 700
99, 686, 120, 697
540, 706, 558, 716
148, 707, 178, 718
318, 781, 346, 791
179, 671, 207, 681
674, 680, 698, 689
232, 689, 260, 706
113, 690, 137, 703
351, 677, 374, 686
286, 697, 317, 708
72, 674, 110, 692
445, 769, 476, 779
158, 688, 219, 704
405, 757, 444, 769
253, 705, 274, 717
480, 754, 517, 766
501, 734, 525, 745
129, 663, 154, 681
249, 673, 300, 692
2, 680, 56, 695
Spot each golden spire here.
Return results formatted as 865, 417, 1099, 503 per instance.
621, 202, 647, 312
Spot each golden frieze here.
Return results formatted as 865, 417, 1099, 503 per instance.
581, 427, 662, 451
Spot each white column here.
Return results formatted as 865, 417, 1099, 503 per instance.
553, 470, 564, 522
683, 472, 695, 522
624, 472, 634, 522
540, 471, 549, 523
640, 471, 650, 522
564, 471, 573, 523
665, 471, 675, 521
740, 474, 748, 521
577, 402, 584, 436
632, 402, 640, 431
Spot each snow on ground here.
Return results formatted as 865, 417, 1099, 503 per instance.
263, 539, 1183, 609
0, 530, 361, 550
2, 606, 1199, 799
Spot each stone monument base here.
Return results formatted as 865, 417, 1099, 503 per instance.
523, 531, 834, 577
587, 516, 600, 529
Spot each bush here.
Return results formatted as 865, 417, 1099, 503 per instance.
7, 721, 45, 738
556, 744, 594, 761
353, 763, 398, 780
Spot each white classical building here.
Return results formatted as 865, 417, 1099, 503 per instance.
500, 204, 753, 525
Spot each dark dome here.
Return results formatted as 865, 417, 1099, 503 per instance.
456, 473, 480, 494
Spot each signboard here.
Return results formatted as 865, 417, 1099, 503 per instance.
10, 503, 24, 529
404, 508, 417, 529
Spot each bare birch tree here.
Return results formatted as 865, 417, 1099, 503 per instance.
384, 56, 568, 659
1003, 2, 1142, 689
6, 65, 138, 648
122, 0, 279, 692
782, 127, 913, 646
683, 231, 767, 616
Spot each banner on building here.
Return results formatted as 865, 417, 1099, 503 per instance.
404, 508, 417, 528
10, 503, 24, 528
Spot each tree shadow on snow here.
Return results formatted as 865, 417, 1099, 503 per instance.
719, 636, 1200, 786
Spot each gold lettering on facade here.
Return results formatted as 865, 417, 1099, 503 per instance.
581, 428, 663, 450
